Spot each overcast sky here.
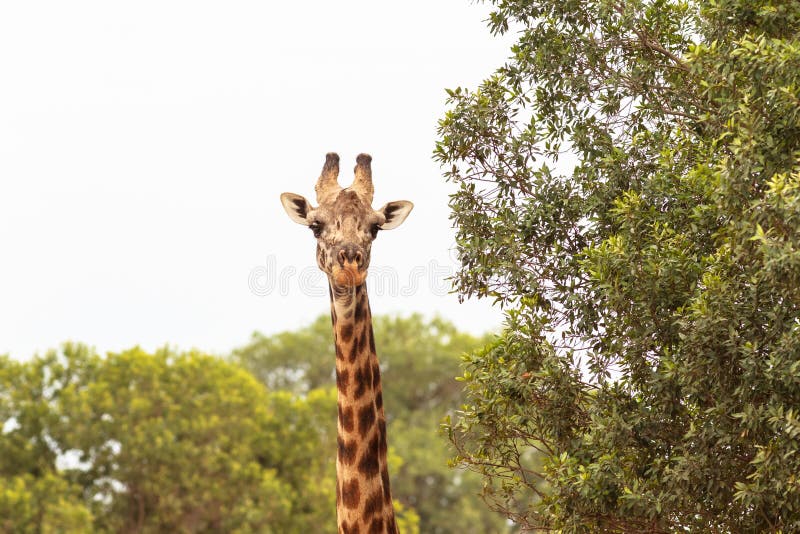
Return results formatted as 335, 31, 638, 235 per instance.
0, 1, 513, 358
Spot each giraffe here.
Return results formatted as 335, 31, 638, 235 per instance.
280, 153, 413, 534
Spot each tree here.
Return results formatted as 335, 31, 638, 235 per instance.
234, 314, 511, 533
0, 474, 92, 534
232, 316, 335, 395
56, 346, 293, 533
436, 0, 800, 531
0, 342, 423, 533
257, 387, 338, 534
0, 350, 95, 533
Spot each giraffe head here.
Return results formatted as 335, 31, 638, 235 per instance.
280, 153, 413, 288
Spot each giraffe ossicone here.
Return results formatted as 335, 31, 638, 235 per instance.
280, 153, 413, 534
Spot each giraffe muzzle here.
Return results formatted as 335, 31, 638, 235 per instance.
332, 260, 368, 287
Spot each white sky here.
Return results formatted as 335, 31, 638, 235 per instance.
0, 1, 512, 359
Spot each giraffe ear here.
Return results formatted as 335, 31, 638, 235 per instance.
280, 193, 312, 226
378, 201, 413, 230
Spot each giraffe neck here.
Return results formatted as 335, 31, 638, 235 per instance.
329, 282, 397, 534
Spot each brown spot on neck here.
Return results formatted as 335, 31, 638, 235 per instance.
357, 404, 376, 438
341, 478, 361, 510
340, 323, 354, 343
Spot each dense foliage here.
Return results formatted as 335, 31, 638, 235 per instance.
436, 0, 800, 531
1, 345, 295, 533
0, 316, 508, 533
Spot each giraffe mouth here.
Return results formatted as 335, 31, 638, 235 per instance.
331, 261, 368, 287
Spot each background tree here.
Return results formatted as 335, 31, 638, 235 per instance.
0, 350, 94, 533
1, 346, 297, 533
56, 346, 293, 533
436, 0, 800, 531
235, 314, 511, 533
232, 316, 335, 395
0, 473, 92, 534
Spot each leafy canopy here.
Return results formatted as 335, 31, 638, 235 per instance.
436, 0, 800, 531
0, 345, 310, 533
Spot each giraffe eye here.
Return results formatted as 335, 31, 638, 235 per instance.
369, 223, 380, 239
309, 222, 323, 238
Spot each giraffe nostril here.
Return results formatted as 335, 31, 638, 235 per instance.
354, 251, 363, 266
338, 250, 347, 266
